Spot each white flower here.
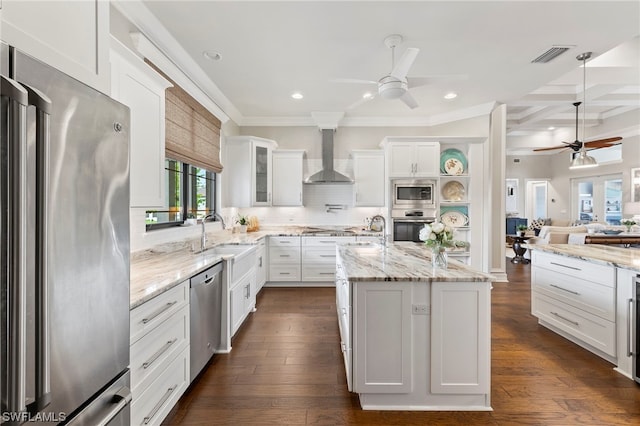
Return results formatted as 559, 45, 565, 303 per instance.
432, 222, 445, 234
428, 232, 437, 240
419, 224, 431, 241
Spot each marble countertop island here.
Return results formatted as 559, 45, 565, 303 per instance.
337, 242, 494, 282
528, 243, 640, 273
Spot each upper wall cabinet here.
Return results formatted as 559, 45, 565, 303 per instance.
223, 136, 278, 208
110, 39, 172, 208
272, 150, 305, 207
385, 141, 439, 178
1, 0, 110, 93
351, 150, 385, 207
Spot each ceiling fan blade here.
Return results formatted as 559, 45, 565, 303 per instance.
585, 136, 623, 145
407, 74, 468, 88
533, 145, 572, 152
390, 48, 419, 80
399, 91, 418, 109
330, 78, 377, 85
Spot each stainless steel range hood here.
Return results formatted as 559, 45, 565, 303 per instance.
304, 129, 353, 184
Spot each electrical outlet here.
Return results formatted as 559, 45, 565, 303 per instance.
412, 304, 429, 315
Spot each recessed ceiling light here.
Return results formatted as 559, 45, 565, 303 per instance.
363, 92, 373, 99
444, 92, 457, 100
548, 126, 556, 131
291, 92, 303, 100
202, 50, 221, 61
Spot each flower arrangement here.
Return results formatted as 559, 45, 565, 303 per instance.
236, 215, 248, 226
419, 221, 468, 249
621, 219, 636, 232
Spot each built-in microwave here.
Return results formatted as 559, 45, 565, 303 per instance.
392, 179, 437, 210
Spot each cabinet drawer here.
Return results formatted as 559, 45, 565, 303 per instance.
130, 282, 188, 344
532, 292, 615, 357
269, 264, 301, 281
302, 236, 356, 247
302, 265, 336, 281
269, 236, 300, 247
532, 266, 615, 321
532, 252, 615, 287
303, 247, 337, 264
131, 346, 189, 426
269, 246, 301, 263
130, 305, 189, 395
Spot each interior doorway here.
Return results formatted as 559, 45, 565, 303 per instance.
525, 180, 548, 221
571, 174, 622, 224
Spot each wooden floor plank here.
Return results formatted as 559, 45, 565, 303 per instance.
162, 260, 640, 425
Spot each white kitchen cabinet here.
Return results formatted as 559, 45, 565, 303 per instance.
387, 142, 439, 177
267, 236, 301, 283
351, 150, 385, 206
272, 150, 304, 206
110, 39, 172, 208
1, 0, 110, 92
223, 136, 277, 207
230, 269, 256, 337
353, 281, 413, 394
130, 281, 189, 426
255, 239, 267, 292
301, 236, 356, 282
531, 251, 617, 359
431, 281, 490, 395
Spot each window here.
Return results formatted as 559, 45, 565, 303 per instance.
145, 159, 217, 230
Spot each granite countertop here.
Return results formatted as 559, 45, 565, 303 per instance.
130, 225, 383, 309
337, 242, 495, 282
528, 243, 640, 273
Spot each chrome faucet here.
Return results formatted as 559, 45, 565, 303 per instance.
200, 213, 214, 252
212, 212, 226, 230
371, 214, 387, 246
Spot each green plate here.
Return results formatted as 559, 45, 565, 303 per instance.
440, 148, 468, 175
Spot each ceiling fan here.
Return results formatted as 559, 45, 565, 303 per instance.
332, 34, 465, 110
533, 52, 623, 154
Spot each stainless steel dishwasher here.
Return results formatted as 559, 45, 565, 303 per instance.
190, 261, 223, 382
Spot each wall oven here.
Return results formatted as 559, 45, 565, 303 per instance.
392, 179, 437, 210
392, 209, 436, 242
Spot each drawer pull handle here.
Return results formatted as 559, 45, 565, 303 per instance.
319, 272, 334, 275
279, 272, 291, 275
141, 301, 178, 324
280, 254, 291, 257
550, 284, 580, 296
143, 338, 178, 369
143, 384, 177, 424
319, 241, 335, 244
549, 261, 581, 271
627, 298, 634, 357
550, 311, 579, 326
320, 254, 336, 258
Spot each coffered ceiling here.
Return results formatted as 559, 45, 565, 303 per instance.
116, 1, 640, 154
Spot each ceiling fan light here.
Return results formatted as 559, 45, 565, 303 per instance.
378, 79, 407, 99
569, 151, 598, 169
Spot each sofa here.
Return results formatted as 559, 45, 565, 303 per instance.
527, 222, 639, 245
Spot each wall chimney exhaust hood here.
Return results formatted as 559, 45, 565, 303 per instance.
305, 112, 353, 184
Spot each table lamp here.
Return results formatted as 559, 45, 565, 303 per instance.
623, 202, 640, 222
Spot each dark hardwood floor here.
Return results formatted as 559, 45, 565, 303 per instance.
162, 261, 640, 425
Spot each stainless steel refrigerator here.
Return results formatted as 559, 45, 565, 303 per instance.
1, 44, 131, 424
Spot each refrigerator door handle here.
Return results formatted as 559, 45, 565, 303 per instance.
1, 74, 29, 415
95, 386, 132, 426
21, 83, 53, 413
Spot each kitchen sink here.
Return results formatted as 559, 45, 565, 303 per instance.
201, 244, 252, 256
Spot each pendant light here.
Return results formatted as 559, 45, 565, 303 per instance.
570, 52, 598, 170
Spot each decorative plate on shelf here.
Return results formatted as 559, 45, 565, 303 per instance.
441, 211, 469, 227
440, 148, 467, 175
441, 180, 466, 201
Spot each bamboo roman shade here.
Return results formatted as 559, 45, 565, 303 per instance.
146, 60, 223, 173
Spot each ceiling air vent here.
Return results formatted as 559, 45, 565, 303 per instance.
531, 46, 573, 63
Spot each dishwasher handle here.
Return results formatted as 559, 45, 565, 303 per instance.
190, 262, 223, 288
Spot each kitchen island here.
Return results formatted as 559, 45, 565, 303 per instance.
336, 242, 495, 411
528, 244, 640, 380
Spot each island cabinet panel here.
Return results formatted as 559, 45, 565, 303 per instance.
615, 268, 636, 379
353, 282, 413, 393
430, 281, 490, 395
